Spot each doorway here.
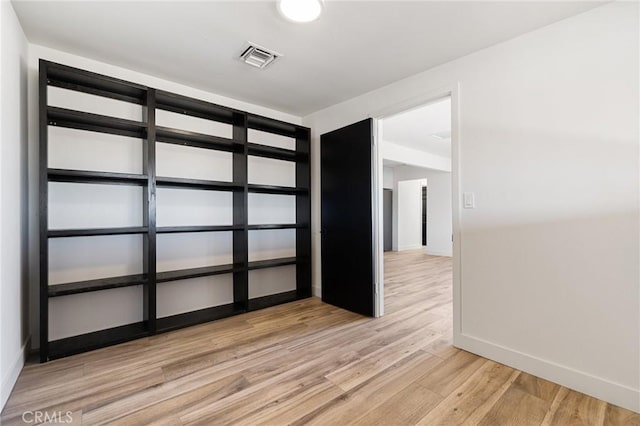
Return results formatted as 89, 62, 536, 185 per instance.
376, 92, 457, 321
318, 87, 459, 331
422, 186, 427, 246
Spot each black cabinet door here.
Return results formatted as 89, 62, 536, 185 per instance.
320, 118, 375, 317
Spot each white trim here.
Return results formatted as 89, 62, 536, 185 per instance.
456, 333, 640, 413
449, 83, 462, 343
312, 285, 321, 298
1, 338, 28, 411
373, 119, 384, 317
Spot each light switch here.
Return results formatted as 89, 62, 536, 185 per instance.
463, 192, 475, 209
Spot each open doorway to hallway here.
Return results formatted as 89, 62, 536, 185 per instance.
379, 97, 453, 329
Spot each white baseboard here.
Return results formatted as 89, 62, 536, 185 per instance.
398, 244, 423, 251
1, 337, 28, 411
312, 285, 321, 298
425, 248, 452, 257
454, 332, 640, 413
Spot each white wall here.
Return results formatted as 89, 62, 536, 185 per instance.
423, 170, 452, 257
28, 45, 303, 346
382, 166, 394, 189
396, 179, 425, 251
0, 0, 29, 411
304, 2, 639, 411
381, 140, 450, 172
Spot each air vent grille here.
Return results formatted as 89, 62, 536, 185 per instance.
240, 43, 281, 69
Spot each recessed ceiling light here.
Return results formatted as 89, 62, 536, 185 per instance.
278, 0, 324, 23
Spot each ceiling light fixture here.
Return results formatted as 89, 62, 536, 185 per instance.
278, 0, 324, 23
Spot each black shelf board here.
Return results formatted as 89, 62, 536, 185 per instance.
156, 176, 240, 191
48, 227, 148, 238
247, 224, 301, 230
156, 90, 239, 125
157, 225, 240, 234
248, 257, 298, 271
248, 290, 300, 311
48, 322, 149, 360
48, 106, 147, 138
48, 168, 148, 186
45, 61, 147, 105
247, 143, 301, 162
247, 114, 308, 139
248, 184, 306, 195
156, 303, 243, 333
48, 273, 147, 297
39, 61, 313, 363
156, 126, 241, 152
156, 264, 237, 283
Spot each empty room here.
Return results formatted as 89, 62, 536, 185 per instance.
1, 1, 638, 425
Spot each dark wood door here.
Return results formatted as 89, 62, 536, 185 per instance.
422, 186, 427, 246
320, 119, 375, 316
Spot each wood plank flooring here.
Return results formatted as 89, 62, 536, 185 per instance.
2, 250, 638, 425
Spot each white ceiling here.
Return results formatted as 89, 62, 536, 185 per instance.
12, 1, 602, 116
382, 97, 451, 158
382, 158, 406, 167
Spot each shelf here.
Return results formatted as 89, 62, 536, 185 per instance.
248, 257, 298, 271
45, 60, 147, 105
48, 168, 148, 186
156, 176, 240, 191
156, 90, 238, 125
156, 126, 241, 152
156, 264, 237, 283
47, 322, 149, 360
247, 224, 301, 230
248, 184, 306, 195
48, 106, 147, 138
40, 61, 312, 362
48, 227, 148, 238
48, 273, 147, 297
247, 114, 305, 139
156, 303, 243, 333
157, 225, 240, 234
247, 143, 300, 162
248, 290, 300, 311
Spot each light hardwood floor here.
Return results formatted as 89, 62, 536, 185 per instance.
2, 250, 638, 425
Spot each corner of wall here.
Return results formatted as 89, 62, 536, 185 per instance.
0, 339, 28, 412
455, 332, 640, 413
1, 0, 30, 413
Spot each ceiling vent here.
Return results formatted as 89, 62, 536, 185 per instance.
240, 43, 281, 69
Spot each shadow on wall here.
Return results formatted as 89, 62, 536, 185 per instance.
460, 209, 639, 392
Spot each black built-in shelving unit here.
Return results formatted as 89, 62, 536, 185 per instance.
39, 60, 312, 361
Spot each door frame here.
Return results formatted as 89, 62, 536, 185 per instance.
370, 83, 461, 342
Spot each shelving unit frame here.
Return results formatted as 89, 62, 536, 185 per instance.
39, 60, 312, 361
